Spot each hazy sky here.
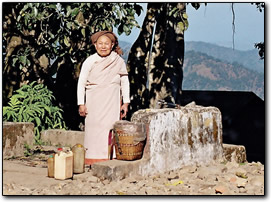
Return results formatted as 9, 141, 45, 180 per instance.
116, 2, 264, 51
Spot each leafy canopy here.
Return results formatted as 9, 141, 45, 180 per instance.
3, 2, 142, 82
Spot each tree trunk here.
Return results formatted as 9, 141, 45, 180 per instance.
127, 3, 185, 117
126, 3, 163, 119
149, 3, 185, 108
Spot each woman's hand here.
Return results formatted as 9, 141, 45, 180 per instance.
120, 103, 129, 119
79, 105, 88, 117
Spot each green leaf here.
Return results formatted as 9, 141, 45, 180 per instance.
19, 56, 27, 65
81, 28, 85, 37
6, 111, 13, 121
66, 5, 72, 17
44, 105, 51, 114
12, 58, 18, 66
17, 15, 21, 22
48, 4, 57, 9
123, 25, 131, 35
18, 114, 23, 122
22, 4, 29, 12
117, 9, 122, 19
45, 117, 53, 125
34, 117, 41, 126
64, 36, 71, 47
34, 7, 38, 17
169, 7, 177, 16
53, 123, 61, 128
48, 31, 54, 38
102, 22, 106, 29
184, 20, 189, 31
26, 59, 31, 67
71, 8, 79, 17
28, 117, 34, 122
35, 127, 41, 140
178, 22, 184, 31
18, 105, 26, 115
23, 112, 29, 121
67, 22, 72, 30
182, 13, 188, 19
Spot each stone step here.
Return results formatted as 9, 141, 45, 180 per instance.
92, 104, 226, 180
92, 144, 247, 181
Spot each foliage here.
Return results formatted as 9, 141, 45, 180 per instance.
251, 3, 265, 60
168, 5, 189, 32
251, 2, 265, 12
24, 143, 32, 157
255, 42, 264, 60
3, 82, 67, 143
3, 3, 142, 103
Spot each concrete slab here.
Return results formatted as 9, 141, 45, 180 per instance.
92, 105, 226, 180
92, 143, 248, 181
92, 158, 149, 181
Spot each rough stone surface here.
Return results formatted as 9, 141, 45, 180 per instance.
223, 143, 247, 163
92, 159, 149, 181
131, 105, 223, 176
40, 129, 84, 147
3, 122, 35, 159
92, 105, 225, 180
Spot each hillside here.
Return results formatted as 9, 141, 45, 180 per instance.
119, 40, 264, 100
183, 50, 264, 100
185, 41, 264, 73
119, 41, 132, 62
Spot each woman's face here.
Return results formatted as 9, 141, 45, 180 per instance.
94, 35, 114, 57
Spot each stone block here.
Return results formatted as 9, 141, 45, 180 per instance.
131, 105, 223, 175
223, 144, 247, 163
93, 103, 224, 180
40, 129, 84, 147
92, 159, 148, 181
3, 122, 35, 158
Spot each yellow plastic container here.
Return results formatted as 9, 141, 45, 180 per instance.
54, 149, 73, 180
72, 144, 85, 174
47, 154, 54, 178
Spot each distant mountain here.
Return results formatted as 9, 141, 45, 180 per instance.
183, 50, 264, 100
119, 40, 264, 100
119, 41, 132, 62
185, 41, 264, 74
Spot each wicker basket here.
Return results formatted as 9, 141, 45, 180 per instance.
113, 121, 146, 161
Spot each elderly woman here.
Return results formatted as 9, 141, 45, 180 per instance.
77, 31, 130, 166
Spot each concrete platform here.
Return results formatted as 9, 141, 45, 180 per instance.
92, 158, 149, 181
92, 143, 247, 181
92, 106, 226, 180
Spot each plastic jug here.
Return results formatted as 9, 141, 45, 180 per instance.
54, 148, 73, 180
72, 144, 85, 174
47, 154, 54, 178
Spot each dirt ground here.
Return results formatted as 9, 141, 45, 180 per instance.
2, 152, 264, 196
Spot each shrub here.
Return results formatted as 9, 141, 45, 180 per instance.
3, 81, 67, 143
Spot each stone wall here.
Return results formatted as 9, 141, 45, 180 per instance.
131, 103, 224, 176
40, 129, 84, 147
3, 122, 35, 159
